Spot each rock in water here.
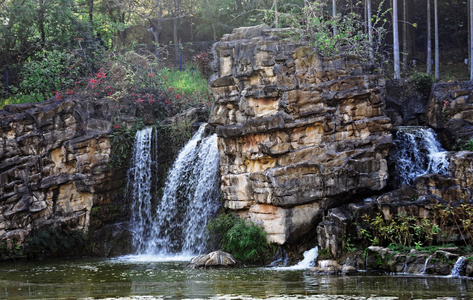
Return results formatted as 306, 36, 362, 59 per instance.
306, 260, 342, 275
188, 250, 238, 268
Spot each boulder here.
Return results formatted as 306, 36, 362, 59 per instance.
305, 260, 342, 275
188, 250, 238, 268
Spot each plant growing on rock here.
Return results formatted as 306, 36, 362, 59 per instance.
360, 212, 441, 248
206, 212, 274, 264
280, 0, 389, 66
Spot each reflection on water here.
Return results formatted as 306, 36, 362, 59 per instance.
0, 257, 472, 299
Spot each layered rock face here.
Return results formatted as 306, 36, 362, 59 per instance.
427, 81, 473, 147
0, 99, 129, 255
318, 152, 473, 258
208, 26, 393, 245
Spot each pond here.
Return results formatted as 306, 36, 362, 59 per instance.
1, 255, 472, 299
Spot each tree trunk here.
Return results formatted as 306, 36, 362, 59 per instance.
274, 0, 278, 28
367, 0, 373, 61
470, 0, 473, 80
427, 0, 432, 75
333, 0, 337, 36
434, 0, 439, 80
402, 0, 408, 73
89, 0, 94, 28
393, 0, 401, 80
39, 1, 46, 48
174, 0, 180, 62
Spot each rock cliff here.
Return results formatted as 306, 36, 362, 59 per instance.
426, 81, 473, 149
0, 98, 130, 256
208, 26, 393, 245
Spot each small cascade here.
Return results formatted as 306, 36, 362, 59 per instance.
390, 127, 449, 187
128, 124, 221, 257
273, 246, 318, 270
269, 247, 290, 267
449, 256, 466, 277
402, 261, 408, 274
128, 127, 159, 254
421, 257, 431, 274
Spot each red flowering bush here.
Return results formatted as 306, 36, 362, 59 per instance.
193, 50, 212, 79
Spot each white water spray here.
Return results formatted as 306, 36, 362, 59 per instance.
449, 256, 466, 277
128, 127, 158, 255
390, 127, 449, 187
128, 124, 220, 257
421, 256, 431, 274
273, 246, 319, 270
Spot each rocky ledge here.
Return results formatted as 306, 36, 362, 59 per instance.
208, 25, 392, 245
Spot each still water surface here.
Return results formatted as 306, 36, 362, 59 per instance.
0, 255, 472, 299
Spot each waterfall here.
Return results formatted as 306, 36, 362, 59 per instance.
128, 124, 220, 257
390, 127, 449, 187
421, 256, 431, 274
128, 127, 159, 254
449, 256, 466, 277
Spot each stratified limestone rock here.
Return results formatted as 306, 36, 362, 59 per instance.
426, 81, 473, 146
449, 151, 473, 195
0, 98, 127, 253
208, 26, 392, 245
188, 250, 238, 268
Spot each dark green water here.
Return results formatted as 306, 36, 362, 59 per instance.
0, 255, 472, 299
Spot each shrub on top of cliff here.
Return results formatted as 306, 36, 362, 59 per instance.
410, 72, 434, 98
279, 0, 389, 65
206, 213, 274, 264
18, 48, 81, 102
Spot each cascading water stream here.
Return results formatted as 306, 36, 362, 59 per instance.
449, 256, 466, 277
272, 246, 319, 270
127, 127, 159, 255
390, 127, 449, 187
127, 124, 220, 257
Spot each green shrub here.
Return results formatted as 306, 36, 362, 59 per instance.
109, 119, 145, 168
0, 93, 39, 109
455, 138, 473, 152
410, 72, 434, 97
19, 48, 81, 101
25, 228, 88, 259
207, 212, 274, 264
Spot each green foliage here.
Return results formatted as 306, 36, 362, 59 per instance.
360, 212, 441, 248
455, 138, 473, 152
109, 119, 145, 168
0, 93, 38, 109
206, 212, 273, 264
281, 1, 388, 63
0, 241, 23, 260
432, 203, 473, 245
25, 228, 88, 259
410, 72, 434, 97
18, 48, 80, 101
